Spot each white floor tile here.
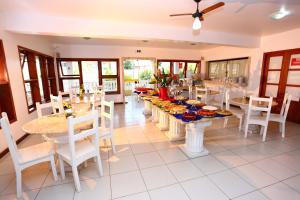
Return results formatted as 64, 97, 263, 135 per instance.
271, 153, 300, 173
181, 177, 229, 200
209, 170, 255, 199
135, 152, 164, 169
0, 189, 39, 200
130, 143, 155, 155
35, 183, 75, 200
158, 148, 187, 164
192, 155, 227, 175
141, 165, 177, 190
80, 160, 110, 179
109, 155, 138, 175
214, 150, 248, 168
74, 177, 111, 200
260, 182, 300, 200
283, 175, 300, 193
167, 160, 203, 182
230, 147, 265, 162
114, 192, 150, 200
149, 184, 189, 200
111, 171, 146, 199
233, 191, 269, 200
253, 158, 298, 180
110, 144, 133, 157
232, 164, 278, 188
0, 173, 14, 193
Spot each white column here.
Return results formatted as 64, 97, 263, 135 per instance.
157, 110, 169, 131
143, 100, 152, 115
166, 116, 185, 141
179, 121, 212, 158
152, 106, 159, 123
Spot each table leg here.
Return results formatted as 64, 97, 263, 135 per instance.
152, 106, 159, 123
143, 101, 152, 115
165, 117, 185, 141
179, 121, 212, 158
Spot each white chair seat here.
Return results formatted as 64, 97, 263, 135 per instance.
57, 140, 96, 162
18, 142, 54, 164
269, 113, 284, 122
248, 115, 268, 126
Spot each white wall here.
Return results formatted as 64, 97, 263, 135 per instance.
56, 44, 203, 102
0, 30, 54, 152
201, 28, 300, 96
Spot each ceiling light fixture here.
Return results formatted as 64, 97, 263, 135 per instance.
271, 7, 291, 20
193, 17, 202, 30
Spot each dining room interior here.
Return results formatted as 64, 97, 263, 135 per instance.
0, 0, 300, 200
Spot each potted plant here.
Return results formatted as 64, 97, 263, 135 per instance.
153, 69, 174, 100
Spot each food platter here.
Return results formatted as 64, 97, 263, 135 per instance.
197, 109, 217, 118
202, 106, 218, 111
216, 109, 232, 116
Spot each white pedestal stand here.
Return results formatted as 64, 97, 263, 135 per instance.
156, 110, 169, 131
179, 121, 212, 158
166, 117, 185, 141
152, 106, 159, 123
143, 100, 152, 115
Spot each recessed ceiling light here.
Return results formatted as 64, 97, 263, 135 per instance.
271, 7, 291, 20
190, 43, 197, 46
142, 40, 149, 43
83, 37, 91, 40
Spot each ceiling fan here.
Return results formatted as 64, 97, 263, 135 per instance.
170, 0, 225, 30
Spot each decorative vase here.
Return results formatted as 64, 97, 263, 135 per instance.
159, 87, 169, 100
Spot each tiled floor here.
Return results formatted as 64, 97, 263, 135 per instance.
1, 96, 300, 200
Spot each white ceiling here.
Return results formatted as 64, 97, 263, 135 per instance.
1, 0, 300, 36
47, 36, 218, 50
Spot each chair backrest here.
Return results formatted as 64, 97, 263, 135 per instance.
280, 93, 292, 120
100, 100, 114, 131
50, 94, 64, 114
247, 96, 273, 121
195, 87, 208, 103
91, 90, 105, 111
0, 112, 20, 167
36, 102, 52, 118
67, 111, 99, 160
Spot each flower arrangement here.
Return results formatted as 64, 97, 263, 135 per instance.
153, 69, 174, 87
63, 102, 72, 110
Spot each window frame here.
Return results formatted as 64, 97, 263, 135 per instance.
18, 46, 57, 113
157, 59, 201, 78
57, 58, 120, 94
206, 57, 249, 80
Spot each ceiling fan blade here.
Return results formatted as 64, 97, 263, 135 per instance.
201, 2, 225, 14
169, 13, 193, 17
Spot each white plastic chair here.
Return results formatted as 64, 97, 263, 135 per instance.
244, 96, 273, 142
59, 91, 72, 102
269, 93, 292, 138
0, 112, 58, 198
50, 94, 64, 114
91, 90, 105, 111
36, 102, 53, 118
209, 86, 226, 108
57, 111, 103, 192
196, 87, 208, 104
96, 99, 116, 153
223, 90, 244, 131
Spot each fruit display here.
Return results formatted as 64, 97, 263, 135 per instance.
186, 100, 206, 107
169, 105, 187, 114
183, 112, 197, 121
197, 109, 217, 118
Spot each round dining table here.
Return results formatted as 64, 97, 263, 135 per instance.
22, 102, 93, 143
231, 97, 278, 133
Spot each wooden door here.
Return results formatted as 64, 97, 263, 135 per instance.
260, 48, 300, 123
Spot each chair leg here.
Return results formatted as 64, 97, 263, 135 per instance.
238, 116, 243, 132
282, 122, 286, 138
16, 169, 22, 199
244, 123, 249, 138
260, 126, 264, 135
58, 155, 65, 180
223, 118, 228, 128
279, 123, 282, 133
262, 126, 268, 142
71, 165, 81, 192
110, 137, 116, 154
50, 156, 58, 181
95, 154, 103, 176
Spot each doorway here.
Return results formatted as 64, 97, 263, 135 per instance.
123, 58, 156, 96
259, 48, 300, 123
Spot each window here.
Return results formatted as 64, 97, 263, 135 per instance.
0, 39, 17, 122
57, 58, 120, 94
19, 47, 57, 112
207, 57, 249, 80
157, 60, 201, 79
